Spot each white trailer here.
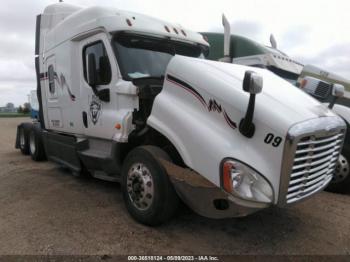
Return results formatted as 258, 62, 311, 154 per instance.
16, 3, 346, 225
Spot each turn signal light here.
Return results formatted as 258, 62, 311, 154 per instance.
300, 79, 307, 88
222, 161, 234, 193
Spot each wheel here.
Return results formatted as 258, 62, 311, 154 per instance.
18, 126, 29, 155
121, 146, 180, 226
326, 154, 350, 193
28, 126, 46, 161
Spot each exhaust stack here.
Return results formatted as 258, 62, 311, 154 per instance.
270, 34, 277, 49
221, 14, 231, 63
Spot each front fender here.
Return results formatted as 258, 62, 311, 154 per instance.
332, 104, 350, 123
147, 73, 284, 195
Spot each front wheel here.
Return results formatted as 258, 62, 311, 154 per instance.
121, 146, 180, 226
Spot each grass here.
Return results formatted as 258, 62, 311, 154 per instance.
0, 113, 30, 118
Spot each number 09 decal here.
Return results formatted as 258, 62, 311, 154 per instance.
264, 133, 282, 147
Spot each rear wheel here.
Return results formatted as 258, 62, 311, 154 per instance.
121, 146, 180, 226
326, 154, 350, 193
19, 126, 29, 155
28, 126, 46, 161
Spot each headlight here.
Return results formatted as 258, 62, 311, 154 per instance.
221, 159, 273, 203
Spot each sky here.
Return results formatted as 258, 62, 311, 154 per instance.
0, 0, 349, 106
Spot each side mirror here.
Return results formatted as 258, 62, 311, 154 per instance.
86, 53, 110, 102
87, 53, 97, 88
239, 71, 263, 138
243, 71, 263, 94
332, 84, 345, 98
329, 84, 345, 109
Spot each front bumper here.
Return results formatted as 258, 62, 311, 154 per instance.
160, 159, 269, 219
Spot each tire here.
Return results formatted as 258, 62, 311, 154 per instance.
18, 126, 30, 155
326, 154, 350, 193
121, 146, 180, 226
28, 126, 46, 161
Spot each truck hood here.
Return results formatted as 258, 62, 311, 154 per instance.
148, 55, 343, 196
165, 55, 335, 135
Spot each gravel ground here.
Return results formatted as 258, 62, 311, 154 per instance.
0, 117, 350, 256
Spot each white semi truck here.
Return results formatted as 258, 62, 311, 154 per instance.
16, 3, 346, 225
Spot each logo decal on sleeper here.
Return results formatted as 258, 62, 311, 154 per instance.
89, 95, 102, 125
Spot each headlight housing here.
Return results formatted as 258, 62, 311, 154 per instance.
221, 159, 273, 203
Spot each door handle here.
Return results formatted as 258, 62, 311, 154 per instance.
82, 111, 88, 128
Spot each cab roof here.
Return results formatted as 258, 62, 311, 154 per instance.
41, 3, 208, 52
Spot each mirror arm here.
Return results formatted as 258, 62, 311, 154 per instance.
328, 96, 337, 109
239, 94, 256, 138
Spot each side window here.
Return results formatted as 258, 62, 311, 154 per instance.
48, 65, 55, 93
83, 41, 112, 85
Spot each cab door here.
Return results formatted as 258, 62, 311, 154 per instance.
45, 55, 64, 129
79, 33, 120, 139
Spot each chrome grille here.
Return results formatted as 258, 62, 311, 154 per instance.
278, 117, 346, 207
314, 81, 331, 99
286, 132, 343, 204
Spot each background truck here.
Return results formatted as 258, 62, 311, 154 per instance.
29, 90, 40, 120
16, 3, 346, 225
201, 15, 350, 193
297, 73, 350, 192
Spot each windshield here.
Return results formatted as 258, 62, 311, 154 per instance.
268, 66, 299, 86
112, 33, 206, 80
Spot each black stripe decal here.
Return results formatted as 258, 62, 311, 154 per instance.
39, 71, 76, 101
39, 72, 47, 79
166, 74, 237, 130
167, 74, 206, 106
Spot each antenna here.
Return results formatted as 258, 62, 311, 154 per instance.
59, 0, 64, 2
270, 34, 277, 49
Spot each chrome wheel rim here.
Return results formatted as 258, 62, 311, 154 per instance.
29, 132, 36, 155
332, 154, 349, 183
19, 128, 25, 149
127, 163, 154, 211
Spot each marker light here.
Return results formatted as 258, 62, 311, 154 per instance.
126, 19, 132, 26
222, 160, 273, 203
300, 79, 308, 88
203, 35, 209, 43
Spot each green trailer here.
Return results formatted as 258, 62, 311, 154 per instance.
202, 32, 303, 85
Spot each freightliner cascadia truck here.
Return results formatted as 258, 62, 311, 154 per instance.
202, 15, 350, 193
16, 3, 346, 225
